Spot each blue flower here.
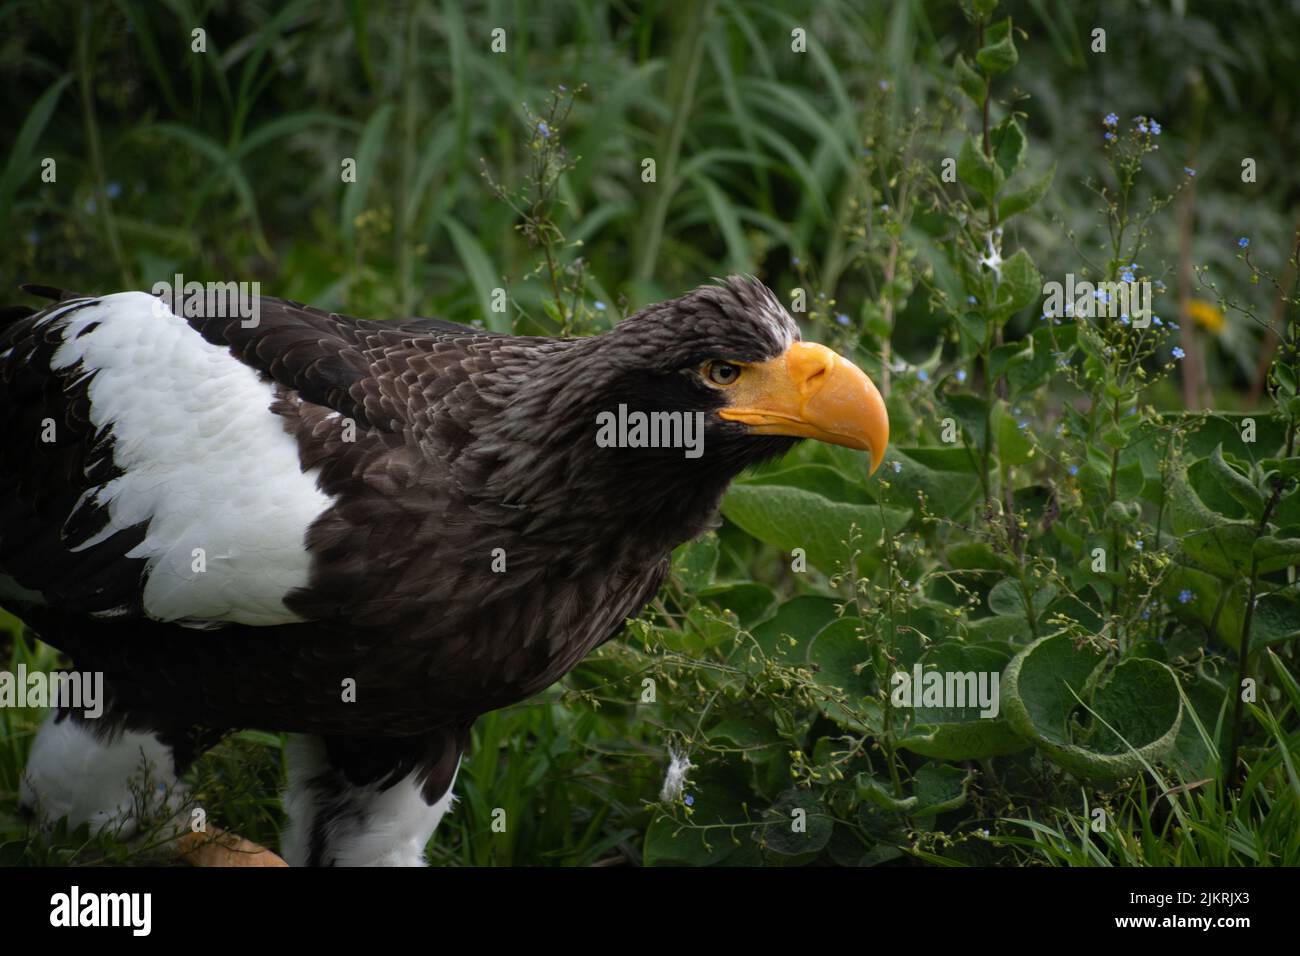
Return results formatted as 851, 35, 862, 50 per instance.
106, 181, 122, 199
835, 312, 850, 327
1184, 166, 1196, 177
917, 369, 929, 382
684, 794, 695, 807
956, 369, 968, 383
1068, 465, 1079, 476
967, 295, 977, 304
1017, 420, 1029, 430
537, 121, 551, 138
1178, 589, 1194, 604
1135, 539, 1144, 551
1103, 113, 1118, 127
1104, 132, 1115, 141
1137, 121, 1148, 134
891, 461, 902, 474
1172, 346, 1185, 359
1095, 289, 1110, 303
1121, 269, 1135, 283
1149, 120, 1161, 135
1120, 314, 1130, 325
1238, 236, 1250, 248
1153, 315, 1163, 326
791, 256, 801, 266
594, 301, 606, 311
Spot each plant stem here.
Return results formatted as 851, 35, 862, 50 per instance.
1224, 477, 1286, 790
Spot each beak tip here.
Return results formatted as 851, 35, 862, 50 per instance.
868, 446, 885, 477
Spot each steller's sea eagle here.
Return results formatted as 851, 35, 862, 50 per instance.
0, 276, 887, 866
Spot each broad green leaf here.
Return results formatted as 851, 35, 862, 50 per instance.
1162, 566, 1245, 650
1261, 456, 1300, 480
963, 614, 1031, 643
895, 642, 1028, 759
955, 309, 989, 348
991, 116, 1026, 179
996, 249, 1042, 317
760, 790, 834, 858
1254, 533, 1300, 574
685, 604, 741, 649
953, 53, 986, 104
988, 577, 1056, 619
1168, 460, 1256, 578
806, 617, 881, 733
670, 533, 718, 591
957, 135, 1002, 203
1169, 672, 1230, 780
721, 484, 910, 576
911, 764, 972, 818
1247, 590, 1300, 646
939, 393, 990, 455
856, 774, 918, 812
697, 581, 777, 627
992, 400, 1034, 465
976, 17, 1019, 74
989, 341, 1028, 381
743, 463, 873, 504
998, 162, 1056, 220
707, 717, 783, 759
886, 447, 983, 519
1209, 444, 1265, 519
748, 596, 842, 664
1002, 633, 1183, 779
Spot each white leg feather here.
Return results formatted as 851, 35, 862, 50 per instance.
281, 734, 458, 867
20, 714, 186, 838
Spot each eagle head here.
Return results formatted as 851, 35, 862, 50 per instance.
471, 275, 889, 547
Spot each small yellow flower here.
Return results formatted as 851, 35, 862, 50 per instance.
1187, 298, 1225, 334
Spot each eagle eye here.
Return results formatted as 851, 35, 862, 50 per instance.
703, 361, 742, 386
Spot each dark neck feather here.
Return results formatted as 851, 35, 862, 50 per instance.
450, 335, 795, 559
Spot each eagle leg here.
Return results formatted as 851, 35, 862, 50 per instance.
20, 711, 195, 855
280, 725, 469, 867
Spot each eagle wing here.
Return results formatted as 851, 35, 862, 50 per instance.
0, 288, 520, 629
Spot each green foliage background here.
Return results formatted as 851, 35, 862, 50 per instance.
1, 0, 1298, 866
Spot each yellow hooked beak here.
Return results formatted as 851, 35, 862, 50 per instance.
717, 341, 889, 475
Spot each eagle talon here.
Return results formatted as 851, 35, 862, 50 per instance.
177, 825, 288, 867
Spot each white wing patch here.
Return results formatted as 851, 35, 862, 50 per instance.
49, 292, 333, 626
